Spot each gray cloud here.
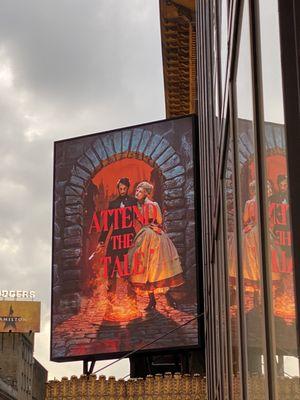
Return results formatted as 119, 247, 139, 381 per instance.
0, 0, 164, 379
0, 0, 164, 112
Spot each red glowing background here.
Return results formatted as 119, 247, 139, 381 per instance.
92, 158, 154, 205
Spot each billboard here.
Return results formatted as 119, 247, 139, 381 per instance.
51, 115, 200, 361
0, 301, 41, 332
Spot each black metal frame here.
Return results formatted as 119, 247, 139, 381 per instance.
196, 0, 300, 398
226, 88, 245, 399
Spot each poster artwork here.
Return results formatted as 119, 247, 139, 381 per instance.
51, 116, 199, 361
0, 301, 40, 333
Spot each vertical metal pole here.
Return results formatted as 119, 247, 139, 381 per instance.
278, 0, 300, 373
248, 0, 277, 398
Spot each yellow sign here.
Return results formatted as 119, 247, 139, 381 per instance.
0, 301, 40, 332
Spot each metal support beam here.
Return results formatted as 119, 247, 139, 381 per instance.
83, 360, 96, 377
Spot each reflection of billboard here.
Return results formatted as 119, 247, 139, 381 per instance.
51, 116, 200, 362
225, 119, 297, 356
237, 119, 295, 327
0, 301, 41, 332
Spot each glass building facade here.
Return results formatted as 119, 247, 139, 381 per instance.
160, 0, 300, 398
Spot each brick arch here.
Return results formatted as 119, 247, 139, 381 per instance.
59, 128, 187, 312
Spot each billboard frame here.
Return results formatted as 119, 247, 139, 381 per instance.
50, 114, 203, 363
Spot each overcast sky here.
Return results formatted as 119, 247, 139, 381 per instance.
0, 0, 164, 380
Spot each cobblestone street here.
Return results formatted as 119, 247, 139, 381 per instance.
53, 277, 198, 359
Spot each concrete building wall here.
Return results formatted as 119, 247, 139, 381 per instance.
0, 377, 17, 400
0, 333, 47, 400
32, 359, 47, 400
0, 334, 20, 392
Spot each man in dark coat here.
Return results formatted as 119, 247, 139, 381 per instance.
98, 177, 137, 296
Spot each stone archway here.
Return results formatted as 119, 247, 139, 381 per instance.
53, 126, 195, 316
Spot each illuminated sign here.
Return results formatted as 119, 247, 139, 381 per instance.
0, 301, 41, 332
51, 115, 200, 362
0, 290, 36, 299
